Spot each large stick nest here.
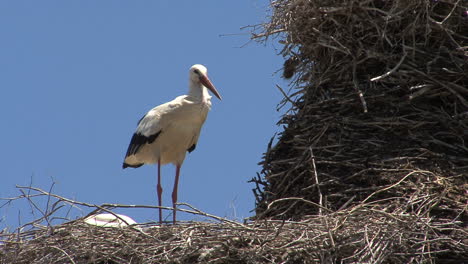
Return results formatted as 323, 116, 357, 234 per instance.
1, 200, 465, 264
252, 0, 467, 218
0, 185, 467, 263
249, 0, 467, 262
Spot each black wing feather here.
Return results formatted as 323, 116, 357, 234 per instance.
187, 144, 196, 153
124, 130, 161, 157
123, 162, 143, 169
137, 113, 146, 125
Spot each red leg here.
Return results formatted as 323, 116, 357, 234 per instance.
171, 165, 181, 224
157, 159, 163, 224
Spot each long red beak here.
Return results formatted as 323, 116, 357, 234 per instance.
200, 75, 222, 100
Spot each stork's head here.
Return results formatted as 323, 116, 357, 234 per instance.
189, 64, 222, 100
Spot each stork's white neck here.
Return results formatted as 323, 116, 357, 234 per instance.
188, 82, 212, 104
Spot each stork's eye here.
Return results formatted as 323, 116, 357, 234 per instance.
193, 69, 200, 75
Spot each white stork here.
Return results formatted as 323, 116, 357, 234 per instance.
84, 213, 139, 229
123, 64, 221, 224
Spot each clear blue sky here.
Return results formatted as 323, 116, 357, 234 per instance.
0, 1, 286, 228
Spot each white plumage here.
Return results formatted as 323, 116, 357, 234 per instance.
123, 95, 208, 166
123, 64, 221, 224
84, 213, 139, 229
